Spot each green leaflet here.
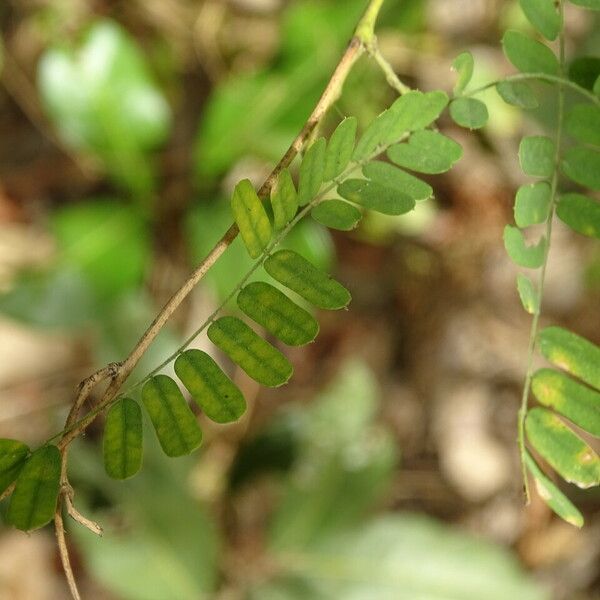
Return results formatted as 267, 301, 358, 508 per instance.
568, 56, 600, 91
503, 226, 546, 269
538, 326, 600, 391
323, 117, 357, 181
298, 138, 326, 206
502, 30, 559, 76
175, 350, 245, 423
532, 368, 600, 436
525, 452, 583, 528
562, 146, 600, 190
565, 104, 600, 146
383, 90, 449, 142
496, 81, 538, 109
237, 281, 319, 346
519, 0, 561, 40
141, 375, 203, 457
363, 161, 432, 202
387, 130, 463, 174
207, 317, 293, 387
0, 439, 30, 495
264, 249, 351, 310
452, 52, 474, 95
514, 182, 552, 227
231, 179, 272, 259
557, 193, 600, 239
516, 274, 539, 314
526, 407, 600, 488
352, 108, 395, 161
518, 136, 555, 178
449, 98, 489, 129
6, 445, 61, 531
103, 398, 143, 479
311, 200, 362, 231
271, 169, 298, 230
337, 179, 415, 216
568, 0, 600, 9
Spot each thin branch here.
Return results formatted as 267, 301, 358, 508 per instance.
55, 503, 83, 600
370, 44, 411, 95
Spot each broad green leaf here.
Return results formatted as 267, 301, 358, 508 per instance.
271, 169, 298, 230
363, 161, 433, 201
6, 445, 61, 531
557, 193, 600, 239
449, 97, 489, 129
532, 368, 600, 436
565, 104, 600, 146
517, 273, 539, 314
387, 130, 463, 174
595, 75, 600, 97
352, 109, 395, 161
311, 200, 362, 231
526, 407, 600, 488
525, 452, 583, 527
175, 349, 246, 423
338, 179, 415, 215
568, 0, 600, 9
519, 136, 555, 177
207, 317, 293, 387
383, 90, 449, 142
264, 249, 350, 310
496, 80, 539, 109
237, 281, 319, 346
502, 30, 559, 75
503, 226, 547, 268
514, 182, 552, 227
141, 376, 203, 456
538, 326, 600, 390
562, 146, 600, 190
568, 56, 600, 91
298, 138, 326, 206
519, 0, 561, 40
231, 179, 272, 259
323, 117, 357, 181
103, 398, 143, 479
452, 52, 474, 95
0, 439, 29, 495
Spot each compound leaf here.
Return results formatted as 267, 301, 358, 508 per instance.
271, 169, 298, 230
496, 80, 539, 109
562, 146, 600, 190
264, 249, 350, 310
449, 97, 489, 129
532, 368, 600, 437
103, 397, 143, 479
6, 445, 61, 531
0, 439, 30, 495
363, 161, 432, 202
538, 326, 600, 391
231, 179, 271, 259
298, 138, 326, 206
525, 452, 583, 527
237, 281, 319, 346
338, 179, 415, 215
323, 117, 357, 181
503, 225, 547, 269
311, 200, 362, 231
207, 317, 293, 387
565, 104, 600, 146
175, 349, 246, 423
557, 193, 600, 239
387, 130, 462, 174
452, 51, 474, 95
517, 273, 539, 314
514, 182, 552, 227
141, 376, 203, 457
519, 136, 555, 177
502, 30, 559, 75
519, 0, 561, 40
526, 407, 600, 488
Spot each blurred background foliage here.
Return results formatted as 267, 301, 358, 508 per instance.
0, 0, 599, 598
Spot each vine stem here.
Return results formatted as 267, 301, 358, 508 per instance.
517, 2, 566, 503
51, 2, 396, 597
